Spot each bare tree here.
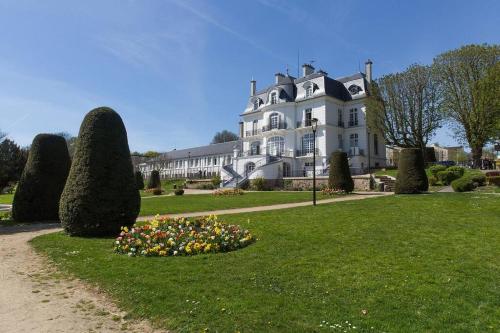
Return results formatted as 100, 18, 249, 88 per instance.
433, 44, 500, 167
367, 64, 443, 153
211, 130, 239, 144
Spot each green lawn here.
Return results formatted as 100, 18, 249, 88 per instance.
139, 191, 331, 216
32, 193, 500, 332
0, 193, 13, 204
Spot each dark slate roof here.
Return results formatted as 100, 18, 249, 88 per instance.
148, 140, 241, 162
335, 72, 365, 83
324, 77, 352, 101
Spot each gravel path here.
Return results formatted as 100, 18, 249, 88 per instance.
0, 223, 167, 333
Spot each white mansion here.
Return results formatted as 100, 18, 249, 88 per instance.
139, 61, 386, 187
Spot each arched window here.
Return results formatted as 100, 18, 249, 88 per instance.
270, 112, 279, 129
267, 136, 284, 156
302, 133, 315, 154
253, 99, 260, 110
270, 92, 277, 104
245, 162, 255, 176
306, 85, 313, 97
350, 133, 359, 147
250, 141, 260, 156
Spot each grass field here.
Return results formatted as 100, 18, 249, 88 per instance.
139, 191, 331, 216
0, 193, 13, 204
32, 193, 500, 332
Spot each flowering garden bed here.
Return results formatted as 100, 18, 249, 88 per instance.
213, 188, 244, 196
114, 215, 254, 257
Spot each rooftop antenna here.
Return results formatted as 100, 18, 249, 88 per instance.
285, 64, 289, 76
297, 49, 300, 77
358, 60, 361, 73
310, 59, 316, 66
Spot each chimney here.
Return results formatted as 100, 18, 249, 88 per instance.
275, 72, 285, 84
250, 80, 256, 96
239, 122, 244, 138
365, 59, 373, 83
302, 63, 315, 77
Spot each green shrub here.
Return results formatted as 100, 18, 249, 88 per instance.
428, 175, 438, 186
135, 171, 145, 190
469, 173, 486, 186
395, 148, 428, 194
446, 166, 465, 177
12, 134, 71, 222
328, 152, 354, 193
436, 170, 460, 185
211, 175, 221, 187
174, 189, 184, 196
429, 164, 447, 176
451, 177, 475, 192
152, 188, 163, 195
251, 177, 266, 191
488, 176, 500, 186
59, 107, 141, 237
147, 170, 161, 189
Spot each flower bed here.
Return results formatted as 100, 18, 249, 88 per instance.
321, 187, 346, 196
114, 215, 254, 257
213, 188, 244, 196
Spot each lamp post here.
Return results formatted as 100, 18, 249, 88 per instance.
311, 118, 319, 206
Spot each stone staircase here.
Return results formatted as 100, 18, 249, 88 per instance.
375, 175, 396, 192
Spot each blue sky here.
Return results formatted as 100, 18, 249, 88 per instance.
0, 0, 498, 152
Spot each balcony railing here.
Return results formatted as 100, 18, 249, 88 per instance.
245, 129, 262, 137
296, 120, 313, 128
296, 148, 320, 157
262, 122, 288, 132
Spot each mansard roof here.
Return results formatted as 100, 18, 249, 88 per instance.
149, 140, 242, 162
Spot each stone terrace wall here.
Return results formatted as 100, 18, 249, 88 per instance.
283, 175, 374, 191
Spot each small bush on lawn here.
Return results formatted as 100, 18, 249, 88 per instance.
147, 170, 161, 189
436, 170, 461, 185
451, 177, 475, 192
135, 171, 145, 190
211, 175, 221, 187
428, 176, 438, 186
429, 164, 447, 177
114, 215, 254, 257
152, 188, 163, 195
213, 188, 244, 196
174, 189, 184, 196
321, 187, 346, 196
251, 177, 266, 191
446, 166, 465, 177
470, 173, 486, 186
487, 176, 500, 186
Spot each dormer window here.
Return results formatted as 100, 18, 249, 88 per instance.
348, 84, 362, 95
253, 100, 259, 110
270, 92, 277, 104
306, 85, 313, 98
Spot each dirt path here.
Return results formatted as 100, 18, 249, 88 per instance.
0, 224, 167, 333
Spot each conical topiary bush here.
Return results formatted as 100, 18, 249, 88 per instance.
135, 170, 145, 190
328, 151, 354, 192
12, 134, 71, 222
147, 170, 161, 189
395, 148, 429, 194
59, 107, 140, 236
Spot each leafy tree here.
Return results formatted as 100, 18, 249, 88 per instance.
143, 151, 160, 158
0, 138, 28, 190
60, 107, 140, 237
433, 44, 500, 167
54, 132, 78, 158
211, 130, 239, 144
12, 134, 70, 222
366, 64, 443, 153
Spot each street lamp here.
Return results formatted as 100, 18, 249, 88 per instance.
311, 118, 319, 206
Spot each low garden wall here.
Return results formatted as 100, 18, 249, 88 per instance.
184, 179, 214, 189
283, 175, 374, 191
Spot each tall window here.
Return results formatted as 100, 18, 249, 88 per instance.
302, 133, 314, 154
305, 85, 313, 98
374, 134, 379, 155
270, 113, 279, 129
338, 109, 343, 126
349, 108, 358, 126
350, 133, 359, 147
267, 136, 284, 156
304, 108, 312, 126
270, 92, 277, 104
338, 134, 343, 149
252, 120, 258, 134
250, 141, 260, 155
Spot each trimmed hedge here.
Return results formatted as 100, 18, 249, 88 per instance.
12, 134, 71, 222
447, 166, 465, 177
469, 173, 486, 186
451, 177, 475, 192
429, 164, 447, 177
59, 107, 140, 237
147, 170, 161, 189
436, 170, 461, 185
328, 152, 354, 193
395, 148, 428, 194
135, 170, 145, 190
